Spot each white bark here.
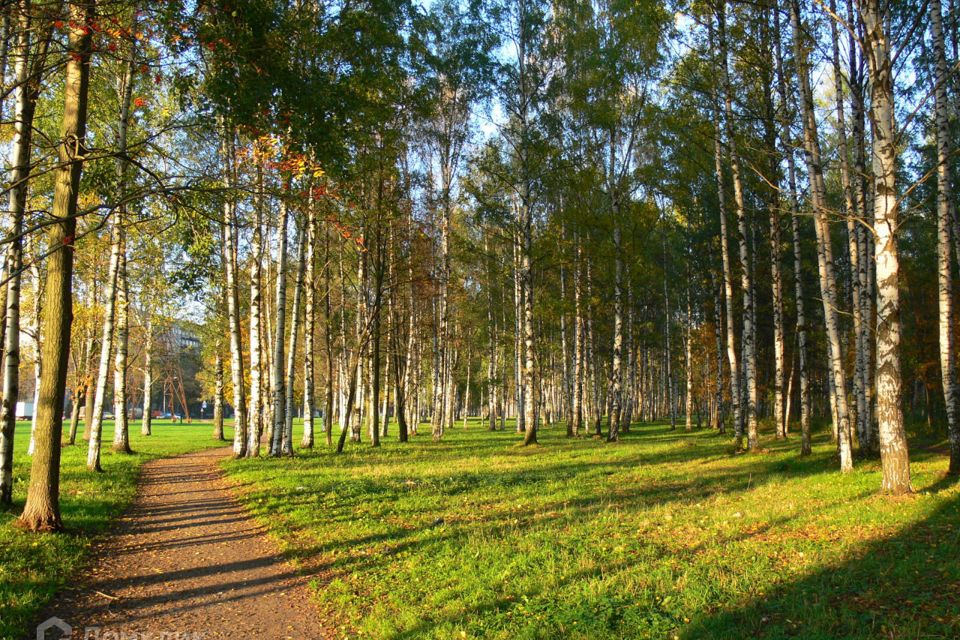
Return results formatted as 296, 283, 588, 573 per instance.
270, 199, 289, 456
302, 200, 316, 448
112, 251, 130, 453
247, 165, 265, 457
790, 0, 853, 471
141, 315, 153, 436
860, 0, 911, 492
719, 5, 757, 449
221, 129, 247, 458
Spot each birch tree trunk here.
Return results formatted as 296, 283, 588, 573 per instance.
213, 347, 224, 440
247, 165, 265, 457
221, 129, 247, 458
830, 0, 867, 444
930, 0, 960, 474
711, 49, 741, 445
302, 199, 316, 449
761, 9, 786, 440
774, 7, 811, 453
87, 24, 136, 470
608, 222, 624, 442
860, 0, 911, 492
86, 215, 122, 472
282, 218, 306, 456
270, 199, 290, 457
0, 1, 39, 503
18, 0, 94, 531
112, 252, 131, 453
790, 0, 853, 470
141, 316, 153, 436
520, 197, 537, 445
720, 5, 757, 450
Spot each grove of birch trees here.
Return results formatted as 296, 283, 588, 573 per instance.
1, 0, 959, 530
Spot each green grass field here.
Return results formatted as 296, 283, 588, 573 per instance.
3, 417, 959, 640
0, 420, 230, 640
223, 420, 960, 640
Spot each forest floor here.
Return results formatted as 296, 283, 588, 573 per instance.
222, 419, 960, 640
0, 421, 229, 639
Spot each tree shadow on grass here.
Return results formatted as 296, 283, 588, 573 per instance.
682, 490, 960, 639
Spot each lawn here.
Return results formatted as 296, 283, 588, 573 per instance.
223, 419, 960, 640
0, 420, 230, 640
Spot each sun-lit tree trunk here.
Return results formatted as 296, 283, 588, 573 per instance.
247, 164, 265, 457
485, 234, 498, 432
719, 5, 757, 450
0, 0, 41, 503
790, 0, 853, 470
141, 316, 153, 436
774, 6, 810, 453
860, 0, 910, 492
608, 221, 624, 442
18, 0, 94, 531
520, 194, 537, 446
513, 229, 525, 435
221, 129, 247, 458
323, 225, 335, 446
829, 0, 866, 444
711, 36, 741, 445
112, 252, 131, 453
68, 332, 93, 446
86, 218, 121, 470
848, 0, 875, 448
760, 9, 786, 440
213, 347, 224, 440
302, 199, 316, 449
88, 24, 136, 470
282, 217, 306, 456
930, 0, 960, 474
270, 198, 290, 457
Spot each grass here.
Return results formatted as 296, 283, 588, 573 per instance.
0, 419, 230, 640
222, 419, 960, 640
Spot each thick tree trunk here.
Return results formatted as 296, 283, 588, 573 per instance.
860, 0, 911, 492
18, 0, 93, 531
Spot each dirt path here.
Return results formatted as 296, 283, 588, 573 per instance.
35, 448, 330, 640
